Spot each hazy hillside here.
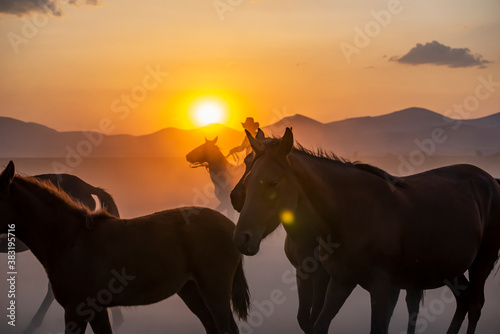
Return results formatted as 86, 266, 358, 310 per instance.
1, 118, 242, 158
2, 107, 500, 158
264, 107, 500, 157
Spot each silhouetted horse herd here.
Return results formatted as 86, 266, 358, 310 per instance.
1, 128, 500, 334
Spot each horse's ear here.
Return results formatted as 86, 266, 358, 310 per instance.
256, 128, 265, 140
280, 128, 294, 155
0, 161, 15, 189
213, 136, 218, 144
85, 214, 95, 230
245, 130, 264, 153
205, 137, 208, 143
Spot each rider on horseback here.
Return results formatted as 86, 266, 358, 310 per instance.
226, 117, 260, 161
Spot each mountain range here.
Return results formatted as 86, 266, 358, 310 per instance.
1, 107, 500, 159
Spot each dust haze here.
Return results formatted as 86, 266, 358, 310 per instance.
1, 154, 499, 333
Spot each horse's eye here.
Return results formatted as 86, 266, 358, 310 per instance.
268, 181, 278, 187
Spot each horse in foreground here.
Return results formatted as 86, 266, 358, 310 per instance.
230, 130, 423, 334
0, 173, 123, 334
0, 161, 250, 334
233, 128, 500, 334
186, 137, 244, 220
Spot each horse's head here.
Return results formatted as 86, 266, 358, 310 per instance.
230, 128, 267, 212
0, 161, 16, 233
233, 128, 300, 255
230, 152, 254, 212
186, 137, 220, 168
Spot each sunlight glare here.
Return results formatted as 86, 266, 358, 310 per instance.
190, 97, 228, 127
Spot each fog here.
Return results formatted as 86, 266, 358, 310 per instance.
1, 156, 499, 333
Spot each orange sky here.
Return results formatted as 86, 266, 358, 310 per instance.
0, 0, 499, 135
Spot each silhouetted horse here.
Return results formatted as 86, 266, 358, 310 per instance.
230, 130, 423, 334
0, 161, 250, 334
233, 128, 500, 334
0, 173, 123, 334
186, 137, 244, 221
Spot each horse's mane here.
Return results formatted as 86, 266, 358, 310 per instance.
15, 175, 113, 219
261, 138, 405, 188
294, 143, 405, 187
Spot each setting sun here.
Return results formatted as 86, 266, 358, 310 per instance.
189, 97, 228, 127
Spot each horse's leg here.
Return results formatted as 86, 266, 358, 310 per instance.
405, 289, 423, 334
313, 277, 356, 334
89, 309, 112, 334
369, 282, 394, 334
296, 272, 314, 334
23, 282, 54, 334
310, 269, 329, 329
197, 277, 237, 334
110, 307, 124, 329
64, 307, 88, 334
445, 274, 470, 334
177, 280, 218, 334
385, 288, 400, 326
465, 249, 499, 334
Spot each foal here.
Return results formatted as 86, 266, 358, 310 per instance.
0, 161, 250, 334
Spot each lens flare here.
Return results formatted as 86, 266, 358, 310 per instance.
280, 210, 295, 224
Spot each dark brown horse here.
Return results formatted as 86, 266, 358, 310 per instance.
0, 161, 250, 334
233, 128, 500, 334
0, 173, 124, 334
186, 137, 244, 220
230, 130, 423, 334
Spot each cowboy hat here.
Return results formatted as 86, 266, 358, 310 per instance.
241, 117, 259, 131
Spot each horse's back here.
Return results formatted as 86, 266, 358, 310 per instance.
401, 164, 499, 211
176, 207, 241, 272
109, 207, 239, 270
96, 207, 236, 255
392, 164, 500, 288
403, 164, 496, 188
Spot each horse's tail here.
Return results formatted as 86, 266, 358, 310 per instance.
419, 290, 425, 306
231, 258, 250, 321
91, 186, 120, 217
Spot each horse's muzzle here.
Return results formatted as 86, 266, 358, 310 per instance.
233, 231, 260, 256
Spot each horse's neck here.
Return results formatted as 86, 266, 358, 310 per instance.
287, 153, 382, 239
282, 200, 323, 247
11, 180, 83, 267
207, 154, 233, 189
207, 151, 229, 172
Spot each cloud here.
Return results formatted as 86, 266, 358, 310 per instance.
0, 0, 100, 17
390, 41, 490, 68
